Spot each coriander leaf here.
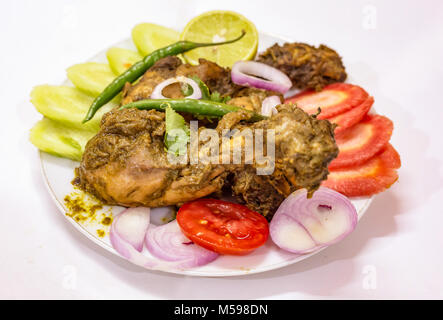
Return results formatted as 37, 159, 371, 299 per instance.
164, 105, 190, 156
223, 96, 232, 103
210, 91, 222, 102
209, 92, 231, 103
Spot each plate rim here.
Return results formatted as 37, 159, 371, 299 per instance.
38, 31, 374, 277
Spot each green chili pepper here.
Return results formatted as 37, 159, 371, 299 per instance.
119, 99, 267, 122
180, 83, 194, 97
82, 31, 246, 123
189, 76, 211, 100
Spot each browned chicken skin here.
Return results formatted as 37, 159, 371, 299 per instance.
121, 56, 239, 105
257, 42, 347, 91
76, 57, 338, 219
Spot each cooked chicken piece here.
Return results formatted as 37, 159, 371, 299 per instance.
121, 56, 182, 105
75, 108, 226, 207
217, 104, 338, 218
230, 168, 287, 219
121, 56, 239, 105
176, 58, 238, 97
227, 87, 283, 113
257, 42, 347, 91
76, 104, 338, 218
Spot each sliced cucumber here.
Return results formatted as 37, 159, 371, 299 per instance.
30, 118, 96, 161
31, 85, 116, 132
106, 47, 143, 75
132, 23, 179, 56
67, 62, 116, 96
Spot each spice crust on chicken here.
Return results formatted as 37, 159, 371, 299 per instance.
257, 42, 347, 91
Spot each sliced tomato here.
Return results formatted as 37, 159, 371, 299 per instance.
329, 114, 393, 169
285, 83, 369, 118
176, 199, 269, 255
328, 96, 374, 134
322, 144, 401, 197
378, 143, 401, 169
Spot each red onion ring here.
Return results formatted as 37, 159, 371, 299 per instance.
261, 95, 281, 116
231, 61, 292, 94
109, 208, 218, 270
270, 187, 358, 254
150, 76, 202, 99
145, 220, 218, 268
110, 207, 150, 252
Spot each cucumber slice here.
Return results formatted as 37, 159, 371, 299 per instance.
30, 118, 96, 161
132, 23, 179, 56
31, 85, 116, 132
67, 62, 116, 96
106, 47, 143, 75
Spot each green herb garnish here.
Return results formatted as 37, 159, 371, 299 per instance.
164, 105, 190, 156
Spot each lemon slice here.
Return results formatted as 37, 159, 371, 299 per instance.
180, 10, 258, 68
132, 23, 180, 56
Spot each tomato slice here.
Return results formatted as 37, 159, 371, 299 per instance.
176, 199, 269, 255
328, 96, 374, 134
322, 144, 401, 197
285, 83, 369, 118
329, 114, 393, 169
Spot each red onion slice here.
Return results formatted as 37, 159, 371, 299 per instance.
145, 220, 218, 268
109, 208, 218, 270
110, 207, 150, 252
231, 61, 292, 94
261, 95, 281, 116
110, 226, 172, 270
150, 76, 202, 99
270, 187, 358, 254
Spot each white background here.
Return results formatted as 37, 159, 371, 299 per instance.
1, 0, 443, 299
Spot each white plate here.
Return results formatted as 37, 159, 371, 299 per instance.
39, 32, 373, 277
